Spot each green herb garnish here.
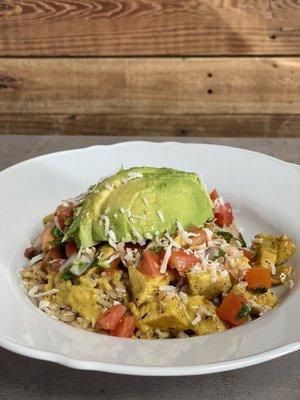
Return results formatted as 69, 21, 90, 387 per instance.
49, 238, 63, 247
212, 249, 226, 261
153, 245, 163, 253
52, 226, 64, 239
218, 231, 233, 243
251, 287, 267, 294
60, 268, 74, 281
236, 304, 251, 320
236, 233, 247, 248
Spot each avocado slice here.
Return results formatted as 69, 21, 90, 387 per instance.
65, 167, 214, 248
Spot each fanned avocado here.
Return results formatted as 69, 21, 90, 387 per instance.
65, 167, 214, 248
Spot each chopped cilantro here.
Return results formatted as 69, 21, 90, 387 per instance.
211, 249, 226, 261
236, 304, 251, 320
153, 245, 163, 253
52, 226, 63, 239
218, 231, 233, 243
236, 233, 247, 248
60, 268, 73, 281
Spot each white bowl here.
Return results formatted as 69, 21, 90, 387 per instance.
0, 142, 299, 376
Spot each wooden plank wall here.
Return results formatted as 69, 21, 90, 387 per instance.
0, 0, 299, 137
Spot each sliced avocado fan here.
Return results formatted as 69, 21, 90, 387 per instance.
64, 167, 214, 248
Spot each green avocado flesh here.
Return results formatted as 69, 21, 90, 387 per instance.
65, 167, 214, 248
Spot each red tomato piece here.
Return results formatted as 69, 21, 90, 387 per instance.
242, 249, 254, 261
214, 203, 234, 227
50, 259, 65, 275
217, 293, 248, 326
138, 249, 163, 277
55, 203, 74, 230
65, 241, 78, 258
47, 247, 64, 260
107, 257, 121, 277
111, 316, 136, 338
40, 247, 65, 274
168, 250, 199, 276
210, 189, 219, 202
95, 304, 126, 331
188, 225, 207, 246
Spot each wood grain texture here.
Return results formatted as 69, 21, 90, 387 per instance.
0, 0, 299, 56
1, 114, 299, 137
0, 58, 299, 116
1, 57, 299, 136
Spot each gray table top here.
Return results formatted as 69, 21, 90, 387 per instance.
0, 136, 299, 400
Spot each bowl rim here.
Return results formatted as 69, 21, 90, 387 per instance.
1, 141, 299, 375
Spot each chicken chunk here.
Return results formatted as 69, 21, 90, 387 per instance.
231, 284, 278, 315
187, 270, 231, 299
186, 295, 227, 335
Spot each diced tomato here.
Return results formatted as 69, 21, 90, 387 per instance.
217, 293, 248, 326
111, 316, 136, 338
65, 241, 78, 258
40, 247, 64, 274
168, 250, 199, 276
24, 246, 37, 259
55, 203, 74, 230
214, 203, 234, 227
245, 268, 271, 290
95, 304, 126, 331
138, 249, 163, 277
47, 247, 64, 260
49, 259, 65, 275
187, 225, 207, 246
41, 224, 55, 252
210, 189, 219, 202
242, 249, 254, 261
107, 257, 121, 277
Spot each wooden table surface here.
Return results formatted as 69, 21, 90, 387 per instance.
0, 135, 299, 400
0, 1, 299, 137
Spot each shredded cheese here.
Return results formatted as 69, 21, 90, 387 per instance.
101, 215, 110, 236
157, 210, 165, 223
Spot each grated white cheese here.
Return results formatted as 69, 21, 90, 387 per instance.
105, 183, 115, 190
108, 229, 117, 242
176, 221, 192, 244
209, 262, 218, 283
159, 285, 177, 293
39, 299, 50, 310
131, 226, 146, 246
179, 291, 188, 305
270, 263, 276, 275
53, 215, 62, 232
143, 196, 149, 207
191, 315, 202, 326
203, 228, 213, 246
29, 253, 44, 266
157, 210, 165, 223
121, 172, 143, 184
101, 215, 110, 236
108, 238, 119, 251
105, 253, 120, 266
220, 269, 229, 278
160, 239, 173, 273
28, 286, 58, 298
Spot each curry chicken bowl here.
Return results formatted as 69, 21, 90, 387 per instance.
21, 167, 296, 339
